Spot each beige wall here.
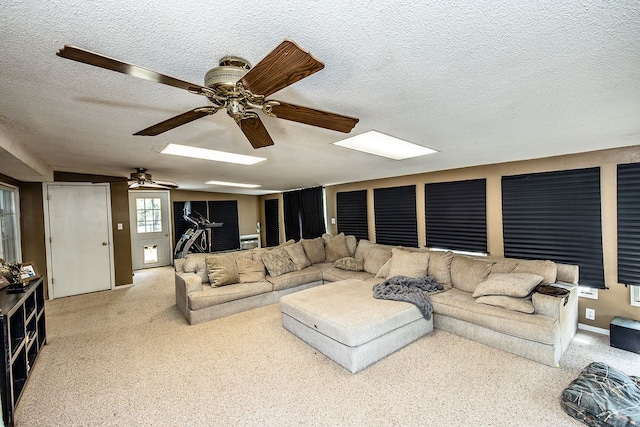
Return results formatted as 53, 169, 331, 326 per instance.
325, 145, 640, 330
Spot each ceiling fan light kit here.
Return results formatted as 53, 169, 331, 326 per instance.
128, 168, 178, 190
57, 40, 359, 150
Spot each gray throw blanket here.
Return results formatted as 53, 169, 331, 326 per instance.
372, 275, 444, 320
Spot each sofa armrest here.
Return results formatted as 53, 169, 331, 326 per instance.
175, 272, 204, 320
532, 285, 576, 317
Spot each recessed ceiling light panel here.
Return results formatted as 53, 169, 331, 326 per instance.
206, 180, 261, 188
161, 143, 266, 165
332, 130, 437, 160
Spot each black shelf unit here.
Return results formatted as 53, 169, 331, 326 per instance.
0, 277, 46, 426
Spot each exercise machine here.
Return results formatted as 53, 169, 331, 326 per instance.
173, 202, 223, 258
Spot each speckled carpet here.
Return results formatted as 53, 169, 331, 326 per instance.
14, 267, 639, 426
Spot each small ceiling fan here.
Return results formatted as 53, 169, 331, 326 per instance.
57, 40, 359, 149
128, 168, 178, 189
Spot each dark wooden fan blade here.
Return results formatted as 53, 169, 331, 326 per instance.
268, 101, 359, 133
134, 108, 214, 136
240, 40, 324, 97
238, 115, 274, 149
57, 45, 208, 93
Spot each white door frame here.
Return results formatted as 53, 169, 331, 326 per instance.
128, 189, 173, 269
43, 182, 115, 299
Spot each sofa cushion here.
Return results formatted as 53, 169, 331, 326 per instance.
475, 295, 535, 314
450, 256, 494, 293
490, 259, 518, 274
431, 288, 558, 344
364, 245, 393, 275
262, 248, 297, 277
267, 267, 323, 291
183, 254, 209, 284
284, 242, 312, 271
472, 273, 544, 298
236, 257, 266, 283
354, 239, 373, 260
301, 237, 326, 264
388, 248, 429, 278
334, 257, 365, 271
513, 260, 557, 285
322, 266, 375, 282
188, 281, 272, 310
324, 233, 351, 262
205, 254, 239, 287
428, 250, 453, 285
374, 258, 392, 278
345, 235, 357, 257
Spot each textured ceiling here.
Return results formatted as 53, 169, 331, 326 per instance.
1, 1, 639, 194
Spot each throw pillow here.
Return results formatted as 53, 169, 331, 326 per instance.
205, 254, 239, 287
513, 260, 557, 285
450, 256, 494, 293
354, 239, 373, 260
183, 255, 209, 283
364, 245, 393, 275
262, 248, 297, 277
472, 273, 544, 298
301, 237, 326, 264
236, 257, 266, 283
345, 235, 357, 257
428, 251, 454, 285
334, 257, 365, 271
476, 295, 535, 314
388, 248, 429, 278
324, 233, 351, 262
374, 258, 392, 278
284, 242, 312, 271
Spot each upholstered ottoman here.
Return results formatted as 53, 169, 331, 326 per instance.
279, 279, 433, 373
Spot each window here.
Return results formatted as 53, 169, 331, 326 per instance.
136, 198, 162, 233
502, 167, 604, 288
208, 200, 240, 252
425, 179, 487, 253
283, 187, 326, 241
0, 184, 20, 263
337, 190, 368, 240
373, 185, 418, 247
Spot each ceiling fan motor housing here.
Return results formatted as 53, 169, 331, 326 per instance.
204, 56, 251, 96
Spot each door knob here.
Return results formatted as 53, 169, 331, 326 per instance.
102, 241, 108, 246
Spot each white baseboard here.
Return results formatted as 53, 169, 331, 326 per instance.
578, 323, 609, 335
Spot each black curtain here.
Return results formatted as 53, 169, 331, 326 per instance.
264, 198, 280, 247
300, 186, 326, 239
283, 190, 302, 241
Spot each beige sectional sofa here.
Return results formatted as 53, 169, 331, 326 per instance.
174, 233, 578, 366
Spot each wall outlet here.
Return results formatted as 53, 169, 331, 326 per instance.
585, 308, 595, 320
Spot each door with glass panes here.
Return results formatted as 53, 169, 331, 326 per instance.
129, 191, 171, 269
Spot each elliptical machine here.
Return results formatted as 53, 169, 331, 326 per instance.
173, 202, 223, 258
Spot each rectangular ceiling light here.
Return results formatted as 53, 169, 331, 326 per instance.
332, 130, 437, 160
206, 180, 261, 189
161, 143, 266, 165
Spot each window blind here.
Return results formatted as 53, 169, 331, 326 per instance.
373, 185, 418, 247
208, 200, 240, 252
173, 201, 207, 245
264, 198, 280, 247
425, 179, 487, 253
337, 190, 368, 240
502, 167, 604, 288
617, 163, 640, 286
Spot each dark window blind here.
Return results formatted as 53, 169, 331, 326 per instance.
173, 201, 207, 245
502, 167, 604, 288
337, 190, 368, 240
373, 185, 418, 247
264, 198, 280, 247
208, 200, 240, 252
425, 179, 487, 252
617, 163, 640, 286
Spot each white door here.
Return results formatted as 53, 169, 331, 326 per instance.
129, 190, 172, 270
45, 184, 114, 298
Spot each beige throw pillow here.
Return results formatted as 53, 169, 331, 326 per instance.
324, 233, 351, 262
513, 260, 557, 285
472, 273, 544, 298
301, 237, 326, 264
205, 255, 239, 287
236, 257, 266, 283
428, 251, 454, 285
450, 256, 494, 293
364, 245, 393, 275
476, 295, 535, 314
388, 248, 429, 278
334, 257, 365, 271
354, 239, 373, 260
375, 258, 392, 278
284, 242, 311, 271
345, 235, 357, 257
262, 248, 297, 277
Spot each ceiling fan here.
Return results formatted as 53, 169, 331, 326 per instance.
57, 40, 359, 149
128, 168, 178, 190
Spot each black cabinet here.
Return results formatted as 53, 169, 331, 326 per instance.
0, 278, 46, 426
